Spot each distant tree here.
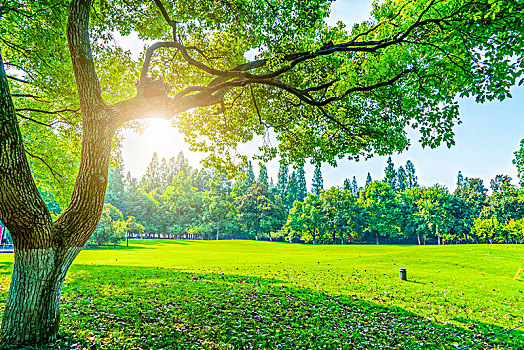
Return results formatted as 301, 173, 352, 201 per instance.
490, 174, 513, 193
125, 216, 145, 240
122, 172, 155, 227
484, 175, 524, 237
286, 194, 323, 244
472, 215, 504, 244
203, 174, 235, 240
297, 166, 308, 200
513, 139, 524, 187
358, 181, 400, 244
320, 187, 360, 244
397, 166, 407, 193
285, 171, 299, 209
141, 153, 162, 193
311, 165, 324, 195
258, 164, 269, 186
398, 187, 429, 245
454, 178, 488, 241
343, 178, 351, 191
351, 176, 359, 195
235, 183, 286, 240
366, 172, 373, 186
246, 161, 255, 187
384, 157, 397, 191
405, 160, 419, 188
192, 169, 211, 191
276, 163, 289, 198
417, 185, 456, 244
105, 163, 125, 210
456, 171, 465, 189
174, 151, 191, 176
161, 172, 203, 237
503, 218, 524, 243
90, 203, 126, 246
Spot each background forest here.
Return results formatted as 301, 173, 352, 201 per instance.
33, 142, 524, 247
2, 147, 524, 246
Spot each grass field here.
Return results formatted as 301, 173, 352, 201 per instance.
0, 240, 523, 349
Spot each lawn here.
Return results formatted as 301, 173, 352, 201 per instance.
0, 240, 523, 349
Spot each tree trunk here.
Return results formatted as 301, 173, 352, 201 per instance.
376, 232, 379, 245
1, 247, 80, 344
417, 232, 421, 245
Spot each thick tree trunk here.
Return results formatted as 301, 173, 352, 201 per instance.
1, 247, 80, 344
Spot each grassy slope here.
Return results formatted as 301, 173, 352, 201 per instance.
0, 240, 523, 349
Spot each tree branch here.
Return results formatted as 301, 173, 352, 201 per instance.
15, 107, 80, 115
6, 75, 31, 84
25, 149, 63, 185
16, 113, 53, 128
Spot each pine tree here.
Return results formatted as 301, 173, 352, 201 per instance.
397, 166, 407, 192
174, 151, 190, 175
246, 161, 255, 187
296, 166, 308, 200
366, 172, 373, 186
405, 160, 419, 188
351, 176, 359, 194
384, 156, 397, 191
165, 156, 176, 186
105, 163, 125, 210
276, 162, 289, 197
285, 171, 298, 209
258, 164, 268, 186
311, 165, 324, 195
141, 152, 161, 192
456, 171, 465, 189
343, 178, 351, 191
158, 156, 169, 192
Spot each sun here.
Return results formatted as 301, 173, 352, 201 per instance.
121, 119, 205, 179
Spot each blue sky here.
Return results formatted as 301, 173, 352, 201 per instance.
122, 0, 524, 192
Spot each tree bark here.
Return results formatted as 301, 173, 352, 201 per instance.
1, 247, 81, 344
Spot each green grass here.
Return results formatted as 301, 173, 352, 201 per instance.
0, 240, 523, 349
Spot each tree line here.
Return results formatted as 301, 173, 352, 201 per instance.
82, 151, 524, 245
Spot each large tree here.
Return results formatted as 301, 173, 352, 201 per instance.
1, 0, 524, 344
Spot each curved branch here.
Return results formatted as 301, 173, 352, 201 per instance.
16, 113, 53, 128
16, 107, 80, 115
25, 149, 63, 184
6, 75, 31, 84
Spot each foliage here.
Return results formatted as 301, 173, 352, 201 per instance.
357, 181, 400, 244
311, 165, 324, 195
416, 185, 456, 244
90, 204, 127, 246
513, 138, 524, 187
472, 215, 504, 244
103, 153, 524, 245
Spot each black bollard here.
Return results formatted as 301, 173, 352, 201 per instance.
399, 268, 407, 281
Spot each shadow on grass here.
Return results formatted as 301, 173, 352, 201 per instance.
406, 280, 426, 285
0, 262, 13, 276
83, 239, 195, 252
18, 264, 516, 350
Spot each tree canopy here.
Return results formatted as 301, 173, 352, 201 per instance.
3, 0, 524, 201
